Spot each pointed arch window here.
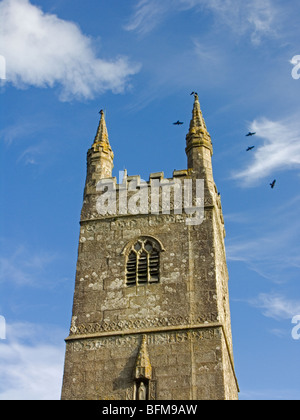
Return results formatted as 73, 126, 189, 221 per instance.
126, 238, 162, 286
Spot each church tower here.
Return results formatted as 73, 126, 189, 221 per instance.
61, 96, 239, 400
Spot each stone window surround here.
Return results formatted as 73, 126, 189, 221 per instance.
123, 236, 165, 286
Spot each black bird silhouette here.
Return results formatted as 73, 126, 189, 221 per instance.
173, 120, 184, 126
246, 132, 256, 137
190, 91, 198, 96
270, 180, 276, 189
246, 146, 255, 151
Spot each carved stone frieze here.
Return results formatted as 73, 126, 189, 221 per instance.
71, 327, 222, 353
69, 313, 220, 336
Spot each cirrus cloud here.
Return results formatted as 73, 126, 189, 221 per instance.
250, 293, 300, 320
125, 0, 279, 44
232, 116, 300, 185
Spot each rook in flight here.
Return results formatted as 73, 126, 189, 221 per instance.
173, 120, 184, 126
270, 180, 276, 189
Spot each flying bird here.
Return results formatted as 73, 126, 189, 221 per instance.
270, 180, 276, 189
173, 120, 184, 126
246, 146, 255, 151
190, 91, 198, 96
246, 132, 256, 137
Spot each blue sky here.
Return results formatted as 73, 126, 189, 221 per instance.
0, 0, 300, 400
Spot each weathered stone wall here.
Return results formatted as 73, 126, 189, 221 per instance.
62, 327, 235, 400
61, 197, 238, 399
67, 210, 220, 334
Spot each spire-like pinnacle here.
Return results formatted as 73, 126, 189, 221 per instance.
87, 109, 114, 182
94, 109, 109, 147
186, 94, 213, 171
134, 335, 152, 380
189, 93, 208, 135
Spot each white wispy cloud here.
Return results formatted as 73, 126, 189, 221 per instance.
250, 293, 300, 320
232, 116, 300, 185
247, 0, 278, 45
16, 143, 45, 165
0, 121, 43, 146
0, 322, 65, 400
0, 245, 56, 286
227, 231, 300, 282
0, 119, 52, 165
124, 0, 168, 34
0, 0, 140, 101
125, 0, 279, 44
226, 196, 300, 282
203, 0, 278, 44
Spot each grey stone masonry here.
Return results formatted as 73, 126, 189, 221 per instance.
61, 96, 239, 400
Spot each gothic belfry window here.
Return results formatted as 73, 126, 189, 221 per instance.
126, 238, 161, 286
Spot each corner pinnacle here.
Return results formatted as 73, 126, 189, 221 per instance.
188, 93, 208, 135
186, 94, 213, 167
94, 109, 109, 146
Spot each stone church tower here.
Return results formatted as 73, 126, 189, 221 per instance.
61, 95, 239, 400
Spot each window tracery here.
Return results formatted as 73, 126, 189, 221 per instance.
126, 238, 160, 286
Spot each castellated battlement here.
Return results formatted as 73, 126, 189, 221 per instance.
81, 169, 210, 227
82, 169, 225, 233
